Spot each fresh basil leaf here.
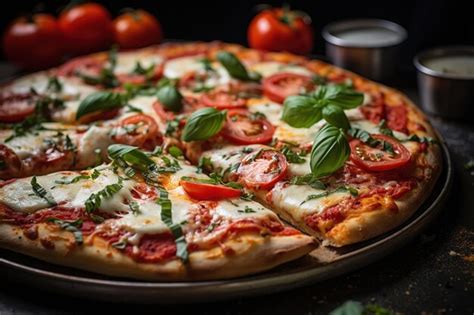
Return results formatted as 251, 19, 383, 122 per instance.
197, 156, 213, 173
323, 84, 364, 109
216, 51, 261, 82
108, 144, 155, 172
281, 95, 322, 128
76, 91, 124, 120
329, 300, 364, 315
348, 128, 380, 147
156, 84, 183, 112
310, 124, 350, 178
322, 104, 350, 130
168, 145, 183, 158
182, 107, 226, 142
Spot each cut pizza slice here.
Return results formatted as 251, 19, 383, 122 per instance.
0, 145, 315, 280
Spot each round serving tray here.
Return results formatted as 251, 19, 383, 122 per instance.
0, 131, 452, 303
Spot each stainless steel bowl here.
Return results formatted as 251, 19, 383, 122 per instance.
322, 19, 407, 82
414, 46, 474, 120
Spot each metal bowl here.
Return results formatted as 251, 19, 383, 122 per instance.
414, 46, 474, 120
322, 19, 407, 82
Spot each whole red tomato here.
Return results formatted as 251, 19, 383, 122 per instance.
248, 8, 313, 55
59, 3, 113, 55
113, 9, 163, 49
2, 14, 63, 70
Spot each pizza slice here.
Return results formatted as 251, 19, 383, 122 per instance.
0, 145, 315, 280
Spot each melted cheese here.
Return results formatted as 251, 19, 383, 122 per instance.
249, 61, 313, 78
76, 125, 113, 168
113, 52, 164, 75
0, 168, 133, 214
1, 123, 78, 159
270, 182, 351, 221
247, 100, 283, 126
163, 56, 206, 78
202, 144, 266, 174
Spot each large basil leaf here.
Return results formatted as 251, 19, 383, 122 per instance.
281, 95, 323, 128
217, 51, 261, 82
76, 91, 124, 120
182, 107, 226, 142
156, 84, 183, 112
321, 84, 364, 109
322, 104, 350, 130
108, 144, 154, 171
310, 124, 350, 178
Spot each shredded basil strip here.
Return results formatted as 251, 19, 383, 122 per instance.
85, 179, 123, 213
289, 174, 326, 190
46, 218, 83, 245
31, 177, 56, 206
301, 186, 358, 205
348, 128, 396, 155
281, 146, 306, 164
55, 169, 100, 185
157, 189, 188, 262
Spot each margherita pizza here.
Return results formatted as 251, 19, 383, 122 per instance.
0, 42, 441, 280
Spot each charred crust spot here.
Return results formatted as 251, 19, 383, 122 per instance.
23, 225, 39, 240
40, 238, 55, 250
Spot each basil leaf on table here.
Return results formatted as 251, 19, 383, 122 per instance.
182, 108, 226, 142
76, 91, 125, 120
156, 84, 183, 112
310, 124, 350, 178
216, 51, 261, 82
281, 95, 322, 128
322, 104, 350, 130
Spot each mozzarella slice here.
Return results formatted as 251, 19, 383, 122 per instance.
113, 51, 164, 75
249, 61, 313, 78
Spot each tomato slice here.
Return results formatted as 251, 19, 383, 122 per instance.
113, 114, 162, 150
262, 72, 314, 104
56, 55, 104, 77
349, 134, 411, 172
0, 144, 22, 179
0, 93, 36, 123
200, 90, 247, 109
131, 183, 157, 200
181, 180, 241, 201
153, 97, 202, 122
237, 149, 288, 190
221, 109, 275, 145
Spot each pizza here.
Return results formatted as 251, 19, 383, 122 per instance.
0, 42, 441, 280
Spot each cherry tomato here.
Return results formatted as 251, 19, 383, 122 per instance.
59, 3, 113, 55
0, 144, 22, 179
262, 72, 314, 103
349, 134, 411, 172
221, 109, 275, 145
200, 90, 247, 109
112, 114, 162, 150
248, 8, 313, 55
0, 93, 36, 123
237, 149, 288, 190
2, 14, 63, 70
181, 179, 241, 201
113, 9, 162, 49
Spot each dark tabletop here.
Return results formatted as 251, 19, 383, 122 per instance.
0, 81, 473, 314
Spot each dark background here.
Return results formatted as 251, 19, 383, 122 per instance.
1, 0, 474, 72
1, 1, 473, 314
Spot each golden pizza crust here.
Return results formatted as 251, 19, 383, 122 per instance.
0, 222, 315, 280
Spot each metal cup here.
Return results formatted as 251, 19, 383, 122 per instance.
414, 46, 474, 120
322, 19, 407, 82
